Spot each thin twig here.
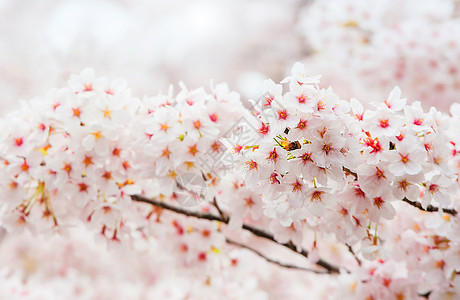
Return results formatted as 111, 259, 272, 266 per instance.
132, 194, 225, 222
226, 238, 328, 274
346, 243, 361, 266
212, 196, 227, 219
402, 197, 457, 216
131, 194, 342, 274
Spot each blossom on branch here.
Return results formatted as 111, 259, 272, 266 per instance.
0, 63, 460, 299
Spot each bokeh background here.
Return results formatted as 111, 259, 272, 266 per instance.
0, 0, 306, 114
1, 0, 459, 115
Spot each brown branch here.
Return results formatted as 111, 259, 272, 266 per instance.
402, 197, 457, 216
343, 166, 358, 180
226, 238, 327, 274
346, 243, 361, 266
131, 194, 342, 274
212, 196, 227, 220
132, 194, 224, 222
419, 291, 431, 298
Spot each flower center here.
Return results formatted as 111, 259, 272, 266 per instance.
379, 118, 389, 128
162, 146, 171, 158
245, 197, 255, 207
15, 138, 23, 147
209, 113, 218, 122
267, 149, 279, 163
277, 109, 288, 120
292, 180, 303, 192
269, 173, 280, 185
84, 83, 92, 92
399, 153, 410, 164
259, 122, 270, 135
354, 187, 365, 198
300, 152, 313, 164
373, 197, 384, 209
322, 143, 333, 155
188, 144, 198, 156
413, 118, 423, 126
297, 93, 307, 104
398, 180, 409, 191
72, 108, 81, 117
429, 184, 440, 194
83, 155, 93, 167
375, 167, 386, 179
78, 183, 89, 193
245, 160, 258, 171
296, 119, 307, 130
317, 100, 326, 111
264, 95, 273, 106
311, 190, 324, 203
90, 131, 103, 140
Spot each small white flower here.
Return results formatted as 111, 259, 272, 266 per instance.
387, 138, 425, 176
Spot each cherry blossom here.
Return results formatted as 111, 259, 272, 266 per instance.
0, 63, 460, 299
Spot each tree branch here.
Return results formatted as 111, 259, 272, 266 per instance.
212, 196, 227, 220
341, 167, 457, 216
346, 243, 361, 266
402, 197, 457, 216
131, 194, 342, 274
132, 194, 224, 222
343, 166, 358, 179
226, 238, 328, 274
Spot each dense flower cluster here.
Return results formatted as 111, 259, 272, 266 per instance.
222, 62, 460, 298
1, 64, 460, 299
298, 0, 460, 109
0, 68, 245, 239
227, 62, 457, 244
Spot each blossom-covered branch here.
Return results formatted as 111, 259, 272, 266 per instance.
1, 63, 460, 299
131, 194, 341, 274
402, 197, 457, 216
344, 166, 457, 216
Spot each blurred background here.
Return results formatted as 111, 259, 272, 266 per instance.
0, 0, 305, 114
1, 0, 459, 114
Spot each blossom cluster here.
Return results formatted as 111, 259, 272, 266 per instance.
227, 62, 457, 250
1, 64, 460, 298
223, 63, 460, 297
298, 0, 460, 109
0, 68, 246, 242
